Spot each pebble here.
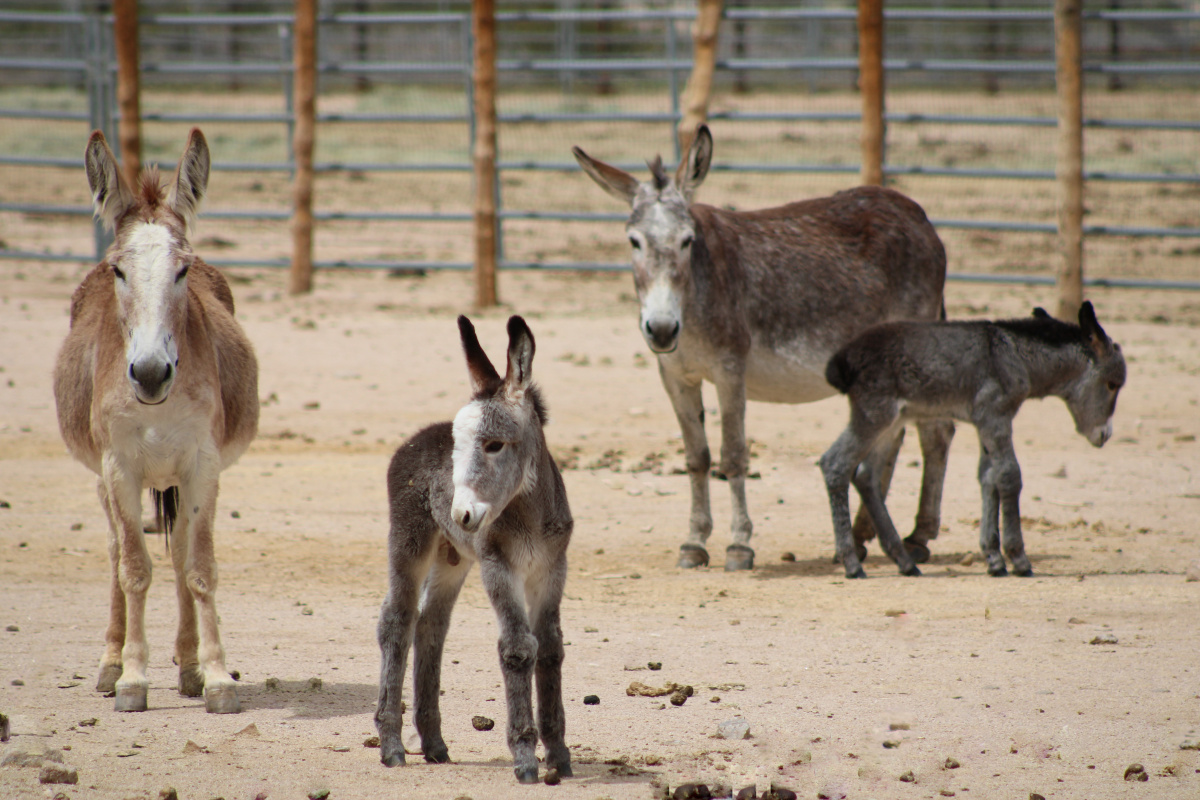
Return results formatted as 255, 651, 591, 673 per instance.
1029, 794, 1045, 800
2, 748, 64, 768
1124, 763, 1148, 782
543, 768, 561, 786
10, 679, 23, 686
780, 552, 796, 562
944, 757, 960, 769
648, 661, 663, 671
883, 740, 901, 748
307, 677, 323, 691
763, 785, 797, 800
0, 712, 7, 742
471, 715, 495, 731
159, 788, 179, 800
735, 787, 757, 800
308, 789, 330, 800
38, 764, 78, 785
898, 770, 916, 782
5, 624, 17, 632
264, 677, 280, 691
1186, 559, 1200, 582
583, 695, 600, 705
959, 552, 975, 567
889, 722, 910, 731
717, 718, 751, 740
1089, 633, 1119, 645
670, 689, 689, 706
673, 784, 711, 800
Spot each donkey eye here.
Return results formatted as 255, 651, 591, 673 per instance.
628, 236, 641, 250
1107, 381, 1120, 392
175, 264, 190, 282
112, 265, 126, 281
680, 235, 693, 249
484, 440, 504, 454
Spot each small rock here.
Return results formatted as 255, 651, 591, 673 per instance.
11, 679, 24, 686
5, 625, 17, 632
959, 552, 975, 567
2, 748, 65, 768
264, 677, 280, 691
670, 689, 689, 706
648, 661, 663, 671
231, 510, 241, 519
471, 715, 495, 731
898, 770, 916, 783
160, 788, 179, 800
307, 677, 322, 691
883, 740, 901, 748
583, 694, 600, 705
940, 792, 956, 798
673, 784, 711, 800
301, 607, 314, 616
1089, 633, 1119, 645
717, 718, 751, 740
763, 785, 797, 800
0, 500, 9, 508
69, 523, 83, 531
363, 736, 380, 748
77, 718, 97, 727
889, 722, 911, 731
39, 764, 78, 785
543, 768, 561, 786
1124, 763, 1148, 782
1180, 735, 1200, 750
735, 786, 757, 800
308, 789, 330, 800
1029, 794, 1045, 800
181, 740, 208, 754
944, 757, 960, 769
1186, 560, 1200, 582
780, 552, 796, 562
1067, 617, 1087, 624
235, 723, 259, 737
0, 712, 8, 742
884, 609, 905, 617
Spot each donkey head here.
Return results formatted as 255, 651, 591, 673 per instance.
450, 315, 546, 534
1064, 302, 1125, 447
573, 125, 714, 353
85, 128, 210, 405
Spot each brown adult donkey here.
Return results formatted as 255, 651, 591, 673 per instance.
54, 129, 257, 714
573, 124, 955, 570
376, 316, 572, 785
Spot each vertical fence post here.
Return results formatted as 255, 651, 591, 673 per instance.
86, 9, 116, 260
472, 0, 498, 308
291, 0, 317, 295
678, 0, 723, 154
280, 22, 296, 174
113, 0, 141, 189
1055, 0, 1084, 319
858, 0, 885, 186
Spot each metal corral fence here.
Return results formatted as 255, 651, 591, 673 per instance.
1, 3, 1198, 290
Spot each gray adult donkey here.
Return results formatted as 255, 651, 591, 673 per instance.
375, 315, 573, 785
573, 124, 955, 570
820, 302, 1125, 579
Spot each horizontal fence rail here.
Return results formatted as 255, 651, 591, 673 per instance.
1, 5, 1198, 290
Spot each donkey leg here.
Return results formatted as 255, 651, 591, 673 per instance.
851, 426, 904, 558
906, 419, 956, 562
375, 544, 432, 768
412, 555, 471, 764
178, 474, 239, 713
479, 556, 540, 784
168, 500, 203, 698
528, 554, 571, 777
993, 449, 1032, 577
103, 466, 153, 712
820, 429, 873, 579
852, 456, 919, 577
96, 480, 126, 694
714, 374, 754, 571
660, 370, 713, 568
976, 445, 1007, 576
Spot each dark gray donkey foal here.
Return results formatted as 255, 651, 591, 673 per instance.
820, 302, 1125, 579
375, 315, 573, 784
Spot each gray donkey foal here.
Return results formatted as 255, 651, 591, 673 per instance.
375, 315, 572, 784
820, 302, 1125, 579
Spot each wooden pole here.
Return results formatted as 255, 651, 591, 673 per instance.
290, 0, 316, 295
678, 0, 723, 153
113, 0, 141, 189
472, 0, 498, 309
1054, 0, 1084, 319
857, 0, 885, 186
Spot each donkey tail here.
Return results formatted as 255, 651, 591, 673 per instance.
150, 487, 179, 550
825, 350, 858, 395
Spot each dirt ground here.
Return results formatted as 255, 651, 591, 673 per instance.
1, 258, 1199, 800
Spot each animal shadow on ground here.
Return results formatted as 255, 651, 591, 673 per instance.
235, 680, 379, 720
751, 551, 1071, 580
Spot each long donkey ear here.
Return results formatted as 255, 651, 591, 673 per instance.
458, 315, 501, 394
503, 315, 536, 393
572, 145, 641, 206
1032, 307, 1052, 320
85, 131, 135, 232
675, 123, 713, 201
1078, 301, 1111, 355
166, 127, 210, 233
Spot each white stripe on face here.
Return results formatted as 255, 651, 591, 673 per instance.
450, 401, 490, 531
122, 222, 182, 371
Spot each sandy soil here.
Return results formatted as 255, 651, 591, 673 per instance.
1, 260, 1199, 800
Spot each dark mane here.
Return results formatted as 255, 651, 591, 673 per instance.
647, 156, 670, 191
993, 309, 1089, 351
472, 382, 549, 426
137, 165, 165, 209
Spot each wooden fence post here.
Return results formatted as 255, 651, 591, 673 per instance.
678, 0, 723, 153
290, 0, 316, 295
472, 0, 499, 309
1055, 0, 1084, 319
113, 0, 141, 188
858, 0, 885, 186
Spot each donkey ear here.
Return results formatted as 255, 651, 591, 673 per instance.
1078, 301, 1111, 355
167, 128, 210, 232
85, 131, 135, 232
458, 315, 501, 394
503, 315, 536, 392
572, 145, 640, 206
1032, 307, 1052, 320
675, 124, 713, 201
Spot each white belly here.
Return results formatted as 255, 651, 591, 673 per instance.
743, 344, 837, 404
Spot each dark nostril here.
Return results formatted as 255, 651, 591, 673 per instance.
461, 510, 471, 526
163, 362, 173, 382
128, 363, 136, 380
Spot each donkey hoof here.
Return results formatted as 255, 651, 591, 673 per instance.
846, 566, 868, 579
988, 565, 1009, 577
96, 664, 123, 694
114, 684, 148, 712
1014, 566, 1034, 578
724, 544, 755, 571
515, 765, 540, 784
204, 685, 241, 714
178, 666, 204, 697
380, 749, 406, 768
422, 744, 450, 764
901, 564, 922, 577
677, 544, 709, 569
903, 537, 931, 564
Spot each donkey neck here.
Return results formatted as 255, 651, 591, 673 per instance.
1009, 335, 1092, 400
